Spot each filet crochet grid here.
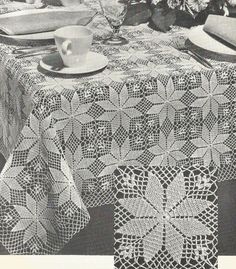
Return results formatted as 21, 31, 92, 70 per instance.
114, 166, 218, 269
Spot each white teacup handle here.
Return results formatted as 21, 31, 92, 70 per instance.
61, 40, 72, 56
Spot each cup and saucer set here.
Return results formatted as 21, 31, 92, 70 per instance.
40, 25, 108, 75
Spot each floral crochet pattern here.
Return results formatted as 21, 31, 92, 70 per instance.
0, 0, 234, 255
114, 166, 217, 269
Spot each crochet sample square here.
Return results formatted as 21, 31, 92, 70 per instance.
114, 166, 218, 269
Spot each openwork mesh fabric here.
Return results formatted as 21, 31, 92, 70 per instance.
218, 165, 236, 182
0, 92, 91, 254
114, 166, 218, 269
0, 0, 235, 254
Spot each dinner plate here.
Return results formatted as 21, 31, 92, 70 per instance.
40, 52, 108, 74
187, 25, 236, 62
0, 31, 54, 41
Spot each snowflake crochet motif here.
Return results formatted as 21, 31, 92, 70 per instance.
117, 170, 213, 263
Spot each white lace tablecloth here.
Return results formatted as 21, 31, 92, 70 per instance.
0, 2, 236, 254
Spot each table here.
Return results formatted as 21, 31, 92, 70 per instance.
0, 4, 236, 255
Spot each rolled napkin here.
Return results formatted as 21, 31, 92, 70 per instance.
0, 5, 96, 35
203, 14, 236, 48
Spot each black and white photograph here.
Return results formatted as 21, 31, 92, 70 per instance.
0, 0, 235, 268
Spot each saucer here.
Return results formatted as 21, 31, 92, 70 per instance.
39, 52, 108, 74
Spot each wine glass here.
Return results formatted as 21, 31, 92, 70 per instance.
99, 0, 129, 45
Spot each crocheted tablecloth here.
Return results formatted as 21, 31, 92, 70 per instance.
0, 2, 235, 254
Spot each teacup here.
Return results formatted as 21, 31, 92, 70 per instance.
54, 25, 93, 67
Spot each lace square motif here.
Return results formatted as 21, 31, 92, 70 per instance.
114, 166, 218, 269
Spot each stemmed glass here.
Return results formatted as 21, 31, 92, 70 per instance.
98, 0, 129, 45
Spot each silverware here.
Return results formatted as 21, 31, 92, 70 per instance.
13, 45, 56, 56
179, 48, 213, 69
15, 47, 57, 59
14, 41, 101, 59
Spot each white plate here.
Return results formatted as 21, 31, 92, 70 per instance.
0, 31, 54, 41
40, 52, 108, 74
188, 25, 236, 56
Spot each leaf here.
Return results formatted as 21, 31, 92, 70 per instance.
43, 139, 59, 154
143, 224, 163, 262
214, 133, 229, 145
77, 158, 95, 169
175, 10, 195, 28
37, 222, 47, 243
0, 183, 10, 202
12, 219, 32, 233
124, 3, 152, 26
27, 143, 40, 163
63, 121, 72, 142
30, 114, 40, 134
3, 177, 23, 191
21, 126, 37, 140
171, 198, 213, 217
14, 205, 33, 219
123, 98, 142, 109
98, 164, 116, 177
71, 92, 80, 115
119, 197, 159, 218
60, 95, 71, 115
150, 154, 165, 166
70, 187, 82, 209
165, 223, 184, 264
23, 223, 35, 244
61, 159, 73, 183
26, 194, 37, 214
42, 219, 57, 235
145, 172, 163, 211
2, 166, 24, 179
117, 218, 157, 237
166, 171, 186, 211
171, 218, 211, 237
151, 8, 176, 32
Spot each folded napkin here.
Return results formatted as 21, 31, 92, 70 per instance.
203, 15, 236, 48
0, 5, 96, 35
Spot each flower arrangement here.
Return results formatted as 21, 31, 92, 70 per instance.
125, 0, 236, 31
151, 0, 211, 18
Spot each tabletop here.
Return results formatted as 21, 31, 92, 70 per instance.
0, 2, 236, 255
